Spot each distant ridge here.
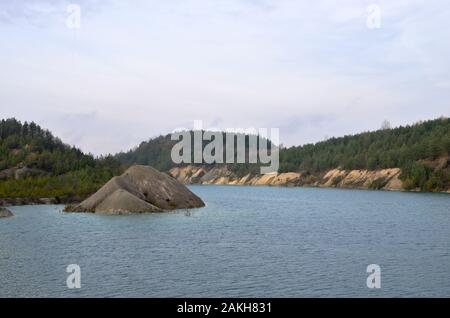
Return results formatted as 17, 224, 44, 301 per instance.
0, 118, 123, 200
116, 117, 450, 191
1, 117, 449, 200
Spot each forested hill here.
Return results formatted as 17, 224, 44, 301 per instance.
279, 117, 450, 173
116, 134, 176, 172
0, 118, 123, 199
116, 117, 450, 191
1, 117, 449, 198
115, 132, 273, 175
279, 117, 450, 191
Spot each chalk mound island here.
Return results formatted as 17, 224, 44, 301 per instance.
64, 165, 205, 214
0, 207, 13, 218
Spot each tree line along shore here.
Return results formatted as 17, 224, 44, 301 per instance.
0, 117, 449, 204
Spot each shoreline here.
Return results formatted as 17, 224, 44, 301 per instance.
186, 181, 450, 193
0, 195, 89, 207
2, 182, 448, 208
171, 165, 450, 193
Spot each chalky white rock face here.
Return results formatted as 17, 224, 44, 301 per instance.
65, 165, 205, 214
169, 165, 406, 191
0, 207, 13, 218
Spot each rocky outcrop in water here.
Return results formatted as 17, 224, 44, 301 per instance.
65, 165, 205, 214
169, 165, 405, 191
0, 207, 13, 218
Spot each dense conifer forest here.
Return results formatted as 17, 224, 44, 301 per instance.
0, 118, 123, 199
1, 117, 449, 198
117, 118, 450, 191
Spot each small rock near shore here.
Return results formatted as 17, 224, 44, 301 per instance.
0, 207, 13, 218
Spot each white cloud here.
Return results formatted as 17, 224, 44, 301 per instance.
0, 0, 449, 154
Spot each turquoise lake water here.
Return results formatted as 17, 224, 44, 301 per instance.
1, 185, 450, 297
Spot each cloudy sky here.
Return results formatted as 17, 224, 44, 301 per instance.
0, 0, 449, 155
